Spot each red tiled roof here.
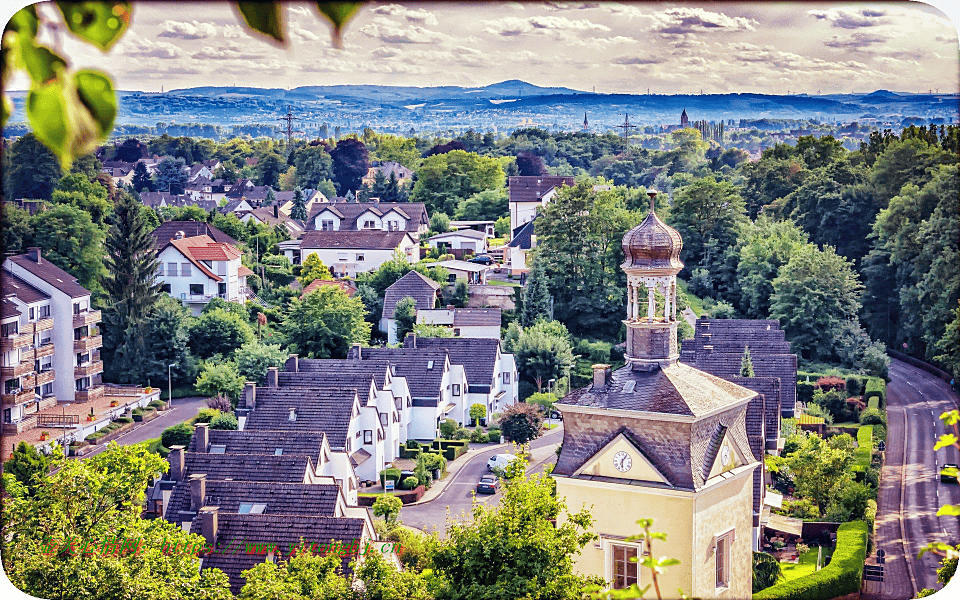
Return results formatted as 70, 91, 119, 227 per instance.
167, 235, 242, 282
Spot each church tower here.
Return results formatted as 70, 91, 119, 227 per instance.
680, 108, 689, 128
583, 112, 590, 131
553, 193, 759, 598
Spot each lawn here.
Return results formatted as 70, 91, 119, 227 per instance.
487, 279, 520, 287
677, 279, 706, 317
780, 547, 833, 582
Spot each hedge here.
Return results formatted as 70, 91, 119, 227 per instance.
753, 521, 868, 600
864, 378, 886, 407
867, 397, 879, 410
379, 468, 401, 487
797, 381, 816, 405
442, 445, 468, 461
855, 426, 873, 469
399, 447, 421, 460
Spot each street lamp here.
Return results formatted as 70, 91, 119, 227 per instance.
547, 379, 555, 395
167, 363, 177, 408
61, 403, 70, 458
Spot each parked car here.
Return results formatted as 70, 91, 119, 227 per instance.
476, 474, 500, 494
487, 453, 520, 473
469, 254, 494, 265
941, 463, 958, 483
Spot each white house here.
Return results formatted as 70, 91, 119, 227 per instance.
156, 234, 253, 315
416, 308, 501, 339
306, 202, 430, 240
278, 190, 328, 217
289, 231, 419, 278
506, 219, 535, 275
425, 229, 488, 255
508, 175, 575, 236
239, 206, 306, 238
380, 271, 442, 345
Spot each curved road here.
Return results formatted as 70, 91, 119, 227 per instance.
871, 360, 960, 598
400, 425, 564, 537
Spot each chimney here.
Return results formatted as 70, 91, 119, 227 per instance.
189, 473, 207, 511
168, 445, 186, 481
404, 333, 416, 349
266, 367, 278, 388
285, 354, 299, 373
174, 230, 185, 240
273, 204, 279, 218
195, 423, 209, 453
243, 382, 256, 410
351, 343, 362, 360
592, 364, 611, 389
198, 506, 219, 550
26, 247, 41, 264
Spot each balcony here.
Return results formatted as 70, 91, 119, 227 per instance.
74, 360, 104, 379
34, 369, 55, 387
74, 335, 103, 352
2, 389, 36, 406
75, 386, 104, 402
0, 332, 31, 351
0, 359, 34, 379
34, 341, 55, 358
72, 309, 101, 328
33, 317, 54, 332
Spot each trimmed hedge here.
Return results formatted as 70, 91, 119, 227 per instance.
399, 447, 421, 459
867, 397, 879, 410
797, 381, 816, 405
753, 521, 868, 600
864, 378, 886, 407
379, 468, 401, 487
855, 426, 873, 469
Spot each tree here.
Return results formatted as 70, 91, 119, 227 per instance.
394, 297, 418, 342
936, 300, 960, 381
256, 152, 286, 188
195, 361, 245, 403
521, 260, 552, 327
469, 403, 487, 424
290, 186, 308, 221
29, 204, 105, 292
752, 552, 783, 593
161, 423, 194, 449
527, 392, 558, 414
499, 402, 544, 444
869, 136, 953, 206
188, 309, 255, 359
132, 161, 153, 192
736, 217, 808, 319
494, 216, 510, 238
153, 157, 188, 194
456, 189, 508, 222
429, 212, 451, 235
292, 144, 334, 190
5, 133, 62, 200
412, 324, 454, 338
1, 203, 32, 258
410, 150, 506, 216
516, 151, 548, 176
514, 320, 575, 392
330, 138, 369, 195
297, 253, 332, 286
115, 138, 148, 162
372, 495, 402, 525
136, 295, 195, 387
283, 286, 371, 358
52, 173, 112, 226
277, 166, 297, 191
239, 548, 354, 600
740, 346, 754, 377
233, 341, 286, 385
3, 442, 50, 496
354, 551, 431, 600
431, 459, 599, 600
770, 244, 863, 362
780, 432, 856, 514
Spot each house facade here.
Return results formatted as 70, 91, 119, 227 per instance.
306, 201, 429, 240
155, 233, 253, 315
380, 271, 442, 345
507, 175, 574, 236
287, 231, 419, 278
425, 229, 489, 254
416, 308, 502, 339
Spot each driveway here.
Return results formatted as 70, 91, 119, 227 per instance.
83, 396, 209, 458
400, 424, 564, 537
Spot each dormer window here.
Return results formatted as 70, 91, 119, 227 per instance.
289, 408, 297, 422
239, 503, 267, 514
274, 448, 283, 456
427, 360, 434, 370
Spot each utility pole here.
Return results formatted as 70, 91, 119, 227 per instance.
614, 114, 637, 154
278, 108, 301, 145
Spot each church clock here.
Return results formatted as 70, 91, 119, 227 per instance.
613, 451, 632, 472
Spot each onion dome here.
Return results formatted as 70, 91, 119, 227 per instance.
621, 194, 683, 273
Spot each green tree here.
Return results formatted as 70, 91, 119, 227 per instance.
29, 204, 105, 293
781, 432, 856, 514
141, 295, 195, 387
431, 459, 599, 600
52, 173, 112, 226
527, 392, 558, 414
372, 495, 402, 525
297, 253, 332, 286
455, 189, 509, 221
411, 150, 506, 216
869, 136, 953, 206
132, 161, 153, 192
469, 403, 487, 423
4, 133, 62, 201
330, 138, 369, 195
740, 346, 754, 377
283, 285, 371, 358
255, 151, 286, 188
209, 412, 239, 430
429, 212, 451, 235
495, 216, 511, 238
736, 217, 808, 319
292, 144, 334, 190
239, 549, 353, 600
233, 341, 287, 385
936, 300, 960, 380
290, 186, 308, 221
195, 361, 245, 403
412, 324, 455, 338
394, 297, 418, 342
153, 157, 188, 194
3, 441, 50, 496
752, 552, 783, 593
188, 309, 255, 359
521, 260, 552, 327
514, 321, 575, 392
277, 166, 297, 191
770, 244, 863, 362
1, 203, 32, 258
161, 423, 194, 449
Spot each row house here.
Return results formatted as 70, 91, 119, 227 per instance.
3, 248, 104, 414
416, 308, 502, 340
305, 201, 429, 239
238, 205, 307, 238
380, 271, 442, 344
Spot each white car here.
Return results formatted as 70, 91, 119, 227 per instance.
487, 453, 520, 472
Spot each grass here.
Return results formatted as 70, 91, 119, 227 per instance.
677, 279, 706, 317
487, 279, 520, 287
780, 548, 834, 583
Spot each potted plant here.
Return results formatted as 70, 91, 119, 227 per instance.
39, 431, 49, 440
144, 386, 153, 394
86, 408, 95, 422
110, 399, 119, 407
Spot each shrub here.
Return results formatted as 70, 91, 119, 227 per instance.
470, 428, 488, 443
487, 427, 501, 441
206, 394, 233, 412
845, 376, 867, 397
372, 494, 402, 524
402, 476, 419, 490
452, 426, 470, 440
114, 416, 133, 424
379, 468, 401, 488
753, 521, 868, 600
797, 381, 816, 405
860, 408, 885, 426
499, 402, 544, 444
209, 413, 238, 430
439, 418, 457, 439
191, 408, 221, 424
160, 423, 193, 449
131, 408, 144, 416
405, 439, 421, 450
864, 377, 886, 407
419, 452, 447, 475
815, 376, 846, 392
399, 446, 421, 459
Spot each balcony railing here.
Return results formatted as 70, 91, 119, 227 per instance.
72, 309, 102, 328
0, 359, 34, 379
74, 335, 103, 352
0, 333, 32, 350
1, 388, 36, 405
180, 293, 244, 303
35, 341, 55, 358
38, 414, 80, 427
33, 317, 54, 332
74, 360, 104, 378
34, 369, 55, 387
75, 386, 104, 402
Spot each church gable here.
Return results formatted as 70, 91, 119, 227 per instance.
574, 433, 671, 485
703, 427, 750, 481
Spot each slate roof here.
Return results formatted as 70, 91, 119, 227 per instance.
246, 207, 306, 231
507, 218, 536, 249
348, 347, 449, 401
559, 362, 755, 418
152, 221, 238, 249
2, 299, 21, 318
188, 428, 328, 458
293, 358, 394, 389
381, 271, 442, 320
299, 230, 413, 250
306, 201, 428, 232
165, 480, 340, 522
508, 175, 575, 203
453, 308, 501, 327
6, 253, 91, 298
244, 388, 358, 449
196, 513, 365, 593
276, 372, 379, 404
412, 337, 501, 391
2, 271, 50, 304
180, 452, 313, 483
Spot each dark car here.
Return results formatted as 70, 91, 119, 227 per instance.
941, 463, 959, 483
469, 255, 494, 265
476, 474, 500, 494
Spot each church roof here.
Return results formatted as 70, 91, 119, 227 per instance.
621, 211, 683, 273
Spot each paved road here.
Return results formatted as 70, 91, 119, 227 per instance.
400, 425, 564, 537
868, 360, 960, 599
83, 396, 209, 457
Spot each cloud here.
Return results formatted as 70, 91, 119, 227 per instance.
221, 24, 247, 39
483, 15, 610, 36
372, 4, 438, 26
612, 55, 664, 65
359, 18, 450, 44
648, 8, 758, 34
191, 42, 263, 61
544, 2, 599, 10
292, 28, 320, 42
157, 20, 218, 40
119, 36, 182, 59
823, 32, 889, 50
808, 9, 889, 29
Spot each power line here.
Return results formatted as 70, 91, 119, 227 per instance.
278, 108, 301, 145
614, 113, 637, 153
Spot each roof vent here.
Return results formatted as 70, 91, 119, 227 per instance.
175, 230, 185, 240
288, 407, 297, 421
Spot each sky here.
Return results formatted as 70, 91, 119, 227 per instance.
6, 1, 960, 95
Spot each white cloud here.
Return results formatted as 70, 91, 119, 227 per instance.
118, 35, 182, 59
372, 4, 439, 26
483, 15, 610, 36
359, 18, 450, 44
191, 42, 263, 61
292, 28, 321, 42
157, 20, 218, 40
646, 8, 758, 34
808, 8, 889, 29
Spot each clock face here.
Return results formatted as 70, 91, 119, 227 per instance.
613, 451, 632, 472
721, 446, 731, 466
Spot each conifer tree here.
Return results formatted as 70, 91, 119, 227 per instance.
520, 259, 552, 327
290, 186, 308, 220
740, 345, 755, 377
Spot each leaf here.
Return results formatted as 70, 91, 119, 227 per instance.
18, 40, 67, 84
6, 6, 40, 38
234, 2, 285, 45
934, 433, 958, 451
659, 557, 681, 567
27, 71, 111, 169
55, 1, 131, 51
941, 410, 960, 426
313, 1, 362, 48
938, 504, 960, 517
73, 69, 116, 134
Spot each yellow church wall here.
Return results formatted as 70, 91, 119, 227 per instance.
692, 469, 756, 599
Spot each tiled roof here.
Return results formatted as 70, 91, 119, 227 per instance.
306, 202, 428, 232
174, 236, 242, 261
5, 253, 91, 298
299, 230, 413, 250
196, 513, 365, 593
188, 429, 327, 457
244, 388, 358, 449
348, 347, 448, 400
507, 175, 575, 203
165, 480, 340, 521
277, 372, 378, 403
507, 218, 535, 249
2, 299, 21, 318
181, 452, 313, 483
2, 271, 50, 304
453, 308, 501, 327
301, 279, 356, 297
381, 271, 442, 320
412, 337, 501, 390
152, 221, 239, 248
293, 358, 394, 389
559, 362, 755, 417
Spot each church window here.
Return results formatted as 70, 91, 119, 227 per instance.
715, 530, 735, 588
612, 544, 638, 589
